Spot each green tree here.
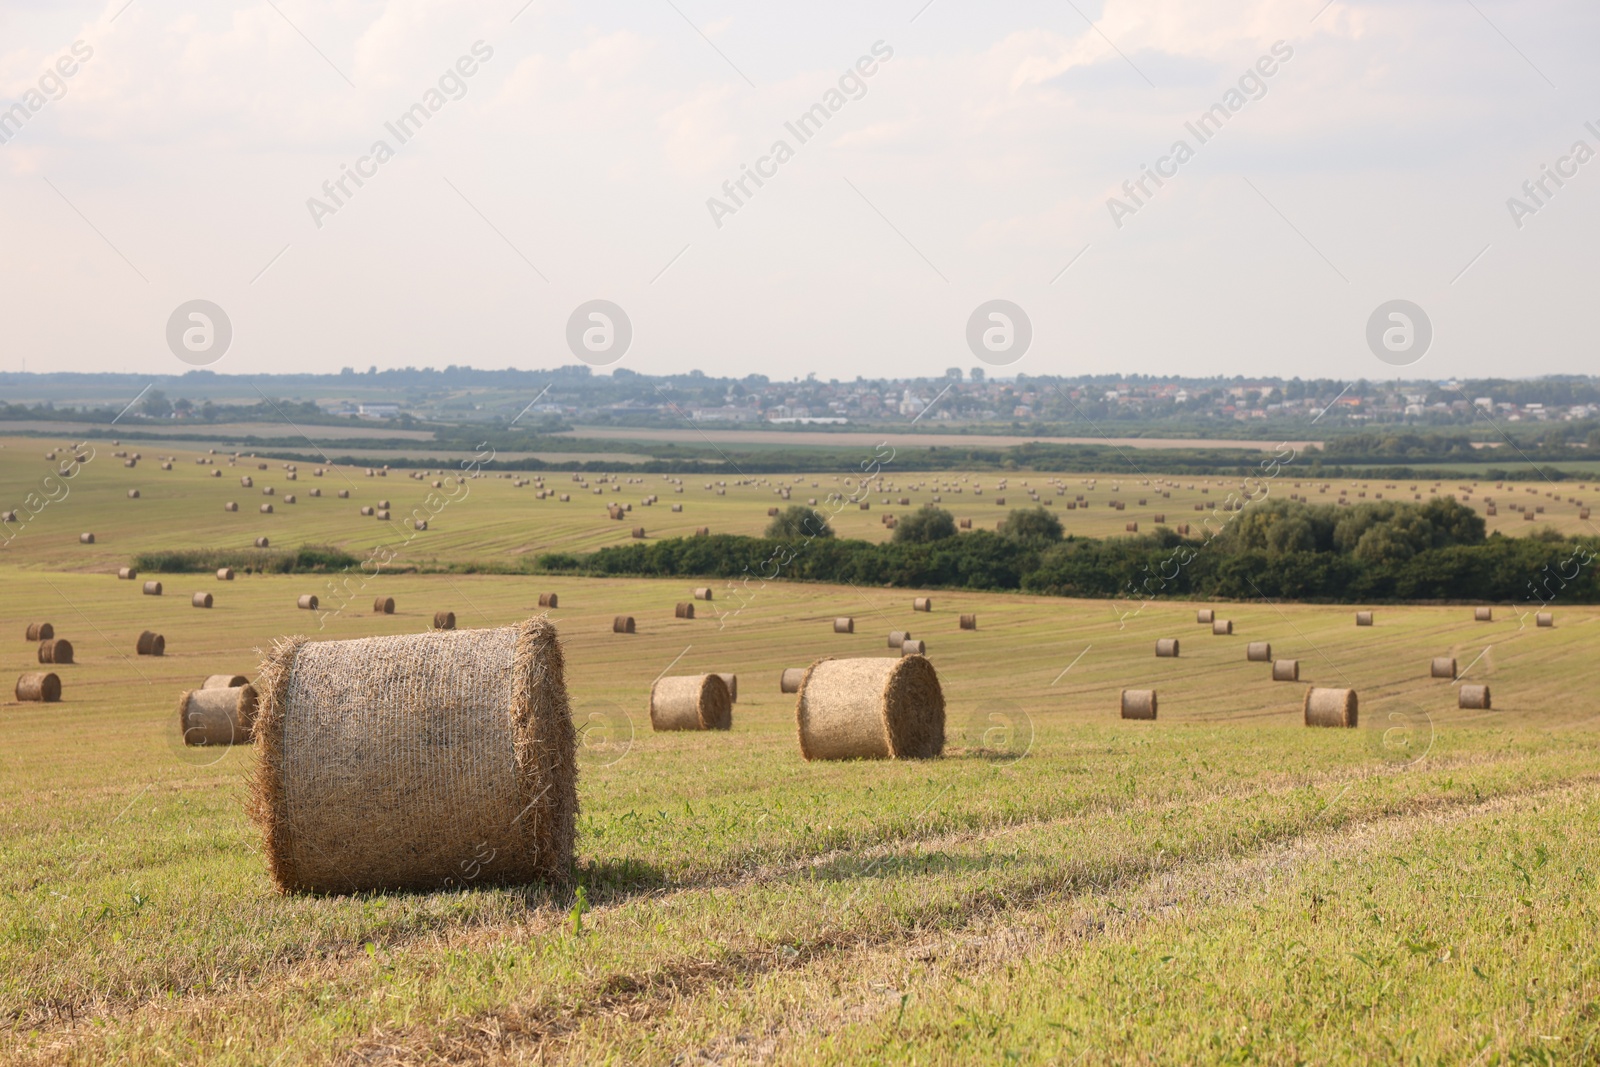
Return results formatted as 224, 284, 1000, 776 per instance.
999, 506, 1063, 543
765, 505, 833, 540
893, 504, 957, 544
140, 389, 172, 418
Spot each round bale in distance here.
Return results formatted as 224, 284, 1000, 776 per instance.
16, 672, 61, 702
1196, 609, 1213, 624
1212, 619, 1233, 635
297, 594, 318, 610
537, 592, 559, 608
1304, 687, 1357, 728
1459, 684, 1492, 710
143, 581, 163, 596
1475, 607, 1493, 622
1356, 611, 1374, 626
180, 685, 258, 746
433, 611, 455, 630
901, 639, 927, 656
833, 617, 854, 634
780, 667, 805, 694
716, 672, 738, 702
1430, 656, 1457, 679
37, 638, 73, 664
693, 587, 713, 601
1536, 612, 1554, 627
373, 596, 395, 614
649, 674, 733, 731
203, 674, 249, 689
136, 631, 165, 656
613, 615, 635, 634
250, 617, 576, 893
959, 614, 977, 630
888, 629, 911, 649
796, 656, 944, 761
1121, 689, 1157, 720
674, 602, 695, 619
192, 592, 213, 609
118, 567, 137, 580
1246, 641, 1271, 662
1155, 638, 1179, 658
25, 622, 54, 641
217, 567, 234, 580
913, 597, 932, 612
80, 532, 95, 544
1272, 659, 1300, 682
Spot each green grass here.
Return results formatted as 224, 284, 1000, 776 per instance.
3, 435, 1599, 1063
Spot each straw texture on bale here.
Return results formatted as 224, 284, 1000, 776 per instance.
433, 611, 455, 630
913, 597, 932, 612
37, 639, 73, 664
192, 592, 213, 608
1304, 687, 1358, 728
180, 685, 258, 746
1459, 684, 1492, 710
118, 567, 137, 580
1246, 641, 1271, 662
1120, 689, 1157, 720
1212, 619, 1233, 635
1356, 611, 1374, 626
693, 587, 713, 600
1272, 659, 1300, 681
250, 617, 576, 893
537, 593, 559, 608
1196, 609, 1214, 624
649, 674, 732, 731
143, 581, 163, 596
136, 631, 165, 656
613, 615, 635, 634
959, 614, 977, 630
1430, 656, 1457, 679
1155, 638, 1179, 658
297, 594, 318, 610
217, 567, 234, 580
1536, 612, 1554, 627
372, 596, 395, 614
15, 672, 61, 702
780, 667, 805, 693
203, 674, 249, 688
25, 622, 53, 641
674, 602, 695, 619
833, 617, 854, 634
795, 656, 945, 761
1475, 607, 1493, 621
900, 639, 927, 656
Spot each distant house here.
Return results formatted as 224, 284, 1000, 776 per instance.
357, 403, 400, 419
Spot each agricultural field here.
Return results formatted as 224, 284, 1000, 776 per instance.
3, 433, 1600, 1063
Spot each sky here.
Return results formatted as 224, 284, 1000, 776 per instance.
0, 0, 1595, 383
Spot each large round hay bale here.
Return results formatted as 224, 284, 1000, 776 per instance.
649, 675, 733, 731
901, 639, 927, 656
118, 566, 137, 580
1120, 689, 1157, 720
180, 685, 258, 746
1459, 684, 1492, 710
1246, 641, 1271, 662
913, 597, 932, 612
433, 611, 455, 630
260, 504, 273, 514
80, 532, 95, 544
136, 631, 165, 656
795, 656, 944, 761
1430, 656, 1457, 679
192, 592, 214, 609
959, 614, 977, 630
217, 567, 234, 580
1355, 611, 1374, 626
613, 615, 634, 634
143, 580, 163, 596
254, 537, 270, 549
360, 506, 374, 516
297, 594, 318, 610
674, 602, 695, 619
1272, 659, 1299, 681
780, 667, 805, 693
25, 622, 54, 641
15, 672, 61, 702
1304, 687, 1357, 728
250, 617, 576, 893
888, 629, 911, 649
373, 596, 395, 614
537, 592, 559, 608
716, 673, 738, 702
203, 674, 249, 689
693, 587, 713, 601
1212, 619, 1233, 635
833, 617, 854, 634
338, 489, 350, 498
37, 638, 73, 664
376, 510, 390, 521
1155, 638, 1179, 658
1196, 609, 1213, 624
225, 502, 238, 512
1536, 612, 1554, 628
1474, 607, 1493, 621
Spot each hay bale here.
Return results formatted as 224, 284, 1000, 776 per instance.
631, 526, 645, 538
693, 587, 713, 601
674, 602, 695, 619
297, 594, 318, 610
1272, 659, 1299, 682
373, 596, 395, 614
192, 592, 213, 609
768, 507, 780, 517
1125, 521, 1138, 532
795, 656, 944, 760
127, 489, 141, 499
1211, 619, 1233, 635
833, 617, 854, 634
143, 580, 163, 596
250, 617, 576, 893
225, 502, 238, 512
1246, 641, 1271, 662
1459, 684, 1492, 710
901, 639, 927, 656
37, 638, 73, 664
338, 489, 350, 499
377, 499, 390, 509
1196, 609, 1214, 624
24, 622, 54, 641
887, 629, 911, 648
537, 593, 559, 608
613, 615, 635, 634
376, 510, 390, 521
959, 614, 977, 630
413, 519, 426, 531
649, 674, 733, 731
913, 597, 933, 612
136, 631, 165, 656
1536, 612, 1553, 627
959, 519, 972, 529
80, 532, 95, 544
15, 672, 61, 702
217, 567, 234, 580
361, 506, 374, 516
433, 611, 456, 630
1120, 689, 1157, 720
118, 566, 137, 580
1430, 656, 1457, 679
1356, 611, 1373, 626
1154, 638, 1179, 658
203, 674, 248, 688
1304, 687, 1357, 728
780, 667, 805, 693
241, 476, 253, 487
1475, 607, 1493, 621
180, 685, 258, 746
253, 537, 270, 549
260, 504, 273, 514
